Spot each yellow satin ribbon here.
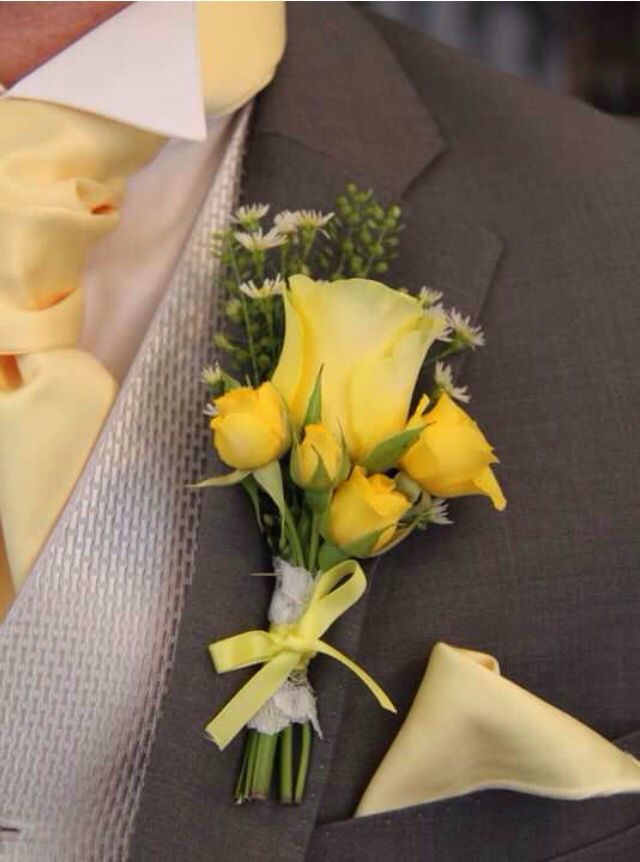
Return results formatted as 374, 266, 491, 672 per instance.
206, 560, 396, 749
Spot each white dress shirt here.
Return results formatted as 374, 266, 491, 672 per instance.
1, 1, 259, 381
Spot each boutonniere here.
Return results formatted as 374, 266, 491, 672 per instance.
195, 185, 506, 805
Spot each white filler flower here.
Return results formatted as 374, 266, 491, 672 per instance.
233, 203, 270, 224
239, 276, 285, 300
434, 360, 471, 403
234, 227, 287, 252
447, 309, 486, 348
201, 363, 223, 387
418, 286, 443, 308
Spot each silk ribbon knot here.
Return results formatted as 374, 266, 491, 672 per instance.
206, 559, 396, 749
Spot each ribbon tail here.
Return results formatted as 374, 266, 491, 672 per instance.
205, 650, 299, 750
210, 629, 278, 673
314, 641, 396, 714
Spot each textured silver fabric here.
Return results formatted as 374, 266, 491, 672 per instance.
0, 106, 249, 862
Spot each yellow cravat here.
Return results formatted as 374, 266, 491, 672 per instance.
0, 2, 286, 620
0, 98, 165, 612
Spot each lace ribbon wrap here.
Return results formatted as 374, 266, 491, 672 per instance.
206, 558, 395, 749
248, 560, 321, 736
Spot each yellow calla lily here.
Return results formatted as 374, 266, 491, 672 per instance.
400, 393, 506, 510
272, 275, 446, 462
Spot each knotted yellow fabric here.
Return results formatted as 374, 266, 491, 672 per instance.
0, 98, 164, 610
206, 560, 396, 750
0, 3, 287, 621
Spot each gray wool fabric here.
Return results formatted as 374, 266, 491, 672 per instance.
133, 6, 640, 861
104, 3, 640, 860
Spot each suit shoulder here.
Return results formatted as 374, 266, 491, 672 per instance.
369, 12, 640, 186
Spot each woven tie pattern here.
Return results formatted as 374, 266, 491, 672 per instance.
0, 106, 249, 861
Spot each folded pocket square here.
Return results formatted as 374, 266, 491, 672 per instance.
356, 642, 640, 816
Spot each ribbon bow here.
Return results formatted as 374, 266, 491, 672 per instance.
206, 559, 396, 749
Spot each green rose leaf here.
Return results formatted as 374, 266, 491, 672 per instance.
188, 469, 250, 489
317, 541, 349, 571
253, 461, 287, 542
308, 445, 333, 488
241, 475, 263, 529
341, 526, 389, 558
358, 426, 424, 474
304, 487, 331, 515
302, 365, 324, 427
367, 523, 418, 557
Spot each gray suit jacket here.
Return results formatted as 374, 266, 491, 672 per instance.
132, 4, 640, 860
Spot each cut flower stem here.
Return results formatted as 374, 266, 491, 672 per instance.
279, 725, 294, 804
234, 722, 313, 805
252, 732, 278, 799
295, 723, 312, 804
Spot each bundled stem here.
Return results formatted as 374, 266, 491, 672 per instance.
294, 723, 312, 804
279, 725, 294, 804
235, 722, 313, 805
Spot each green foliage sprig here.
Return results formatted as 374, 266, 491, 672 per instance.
317, 184, 402, 280
208, 183, 486, 419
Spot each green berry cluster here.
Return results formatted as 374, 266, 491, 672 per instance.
316, 184, 402, 280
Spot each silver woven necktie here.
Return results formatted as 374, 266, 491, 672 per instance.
0, 107, 250, 862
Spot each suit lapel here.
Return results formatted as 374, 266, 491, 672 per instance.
132, 4, 503, 859
250, 4, 444, 200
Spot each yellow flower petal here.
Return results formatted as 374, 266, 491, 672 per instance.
328, 466, 411, 553
271, 289, 305, 420
211, 382, 290, 470
406, 393, 430, 429
348, 322, 440, 460
472, 466, 507, 511
213, 413, 283, 470
215, 387, 258, 417
272, 275, 444, 459
292, 423, 342, 490
400, 393, 506, 509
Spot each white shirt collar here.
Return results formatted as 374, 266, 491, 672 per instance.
1, 2, 207, 141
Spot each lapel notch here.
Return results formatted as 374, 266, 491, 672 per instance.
254, 2, 445, 200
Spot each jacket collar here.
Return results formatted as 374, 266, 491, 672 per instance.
253, 2, 445, 199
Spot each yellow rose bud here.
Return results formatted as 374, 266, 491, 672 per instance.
291, 423, 342, 490
210, 382, 290, 470
328, 466, 411, 554
399, 393, 506, 510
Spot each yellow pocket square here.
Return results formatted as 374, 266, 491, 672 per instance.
357, 642, 640, 816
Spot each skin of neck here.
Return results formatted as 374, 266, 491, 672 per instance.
0, 1, 131, 87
